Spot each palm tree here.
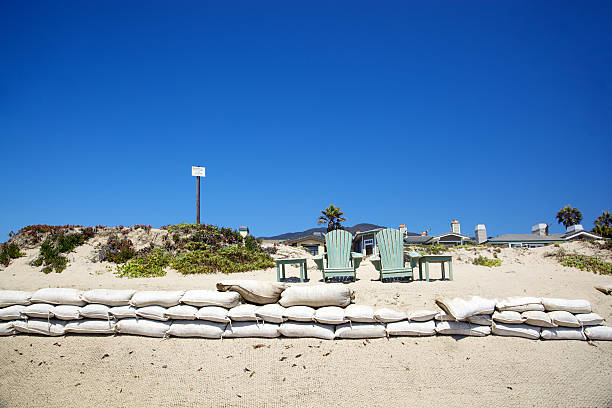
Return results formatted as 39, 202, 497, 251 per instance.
592, 210, 612, 238
317, 205, 346, 232
556, 205, 583, 228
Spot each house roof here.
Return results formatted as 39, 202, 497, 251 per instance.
487, 233, 566, 243
354, 228, 385, 238
435, 232, 472, 240
282, 234, 325, 245
562, 230, 602, 240
404, 235, 434, 244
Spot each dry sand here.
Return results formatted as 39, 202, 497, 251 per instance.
1, 241, 611, 407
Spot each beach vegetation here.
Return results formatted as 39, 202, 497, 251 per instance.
556, 205, 583, 228
317, 205, 346, 232
560, 254, 612, 275
114, 248, 171, 278
172, 246, 275, 275
0, 242, 25, 266
472, 255, 502, 267
31, 230, 93, 273
100, 235, 136, 263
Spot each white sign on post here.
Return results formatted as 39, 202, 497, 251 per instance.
192, 166, 206, 177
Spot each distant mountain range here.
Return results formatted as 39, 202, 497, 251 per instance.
259, 223, 420, 241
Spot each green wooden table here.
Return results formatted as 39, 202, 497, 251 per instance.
276, 258, 308, 282
418, 255, 453, 281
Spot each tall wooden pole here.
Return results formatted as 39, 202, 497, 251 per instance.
196, 175, 200, 224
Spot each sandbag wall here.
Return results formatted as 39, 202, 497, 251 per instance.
0, 285, 611, 341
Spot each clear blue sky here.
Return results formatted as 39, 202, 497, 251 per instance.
1, 1, 611, 240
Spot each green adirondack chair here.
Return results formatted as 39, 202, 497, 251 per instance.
313, 229, 363, 282
370, 228, 415, 281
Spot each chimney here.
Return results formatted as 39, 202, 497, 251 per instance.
531, 223, 548, 236
566, 224, 584, 234
398, 224, 407, 236
475, 224, 487, 244
451, 220, 460, 234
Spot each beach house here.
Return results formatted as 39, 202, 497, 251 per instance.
486, 223, 602, 247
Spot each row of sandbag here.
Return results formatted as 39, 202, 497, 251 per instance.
0, 283, 353, 308
2, 318, 611, 341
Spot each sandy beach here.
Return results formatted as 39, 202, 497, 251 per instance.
1, 241, 611, 407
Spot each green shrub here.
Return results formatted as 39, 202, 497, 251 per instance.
114, 248, 172, 278
172, 245, 275, 275
473, 255, 502, 267
101, 236, 136, 263
560, 255, 612, 275
0, 242, 25, 266
32, 231, 92, 273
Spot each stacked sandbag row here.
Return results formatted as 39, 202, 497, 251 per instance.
435, 296, 612, 341
1, 287, 611, 341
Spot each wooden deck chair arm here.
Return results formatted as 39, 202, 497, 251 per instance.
313, 253, 326, 270
370, 254, 382, 272
351, 252, 364, 269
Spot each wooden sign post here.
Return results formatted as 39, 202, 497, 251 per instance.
191, 166, 206, 224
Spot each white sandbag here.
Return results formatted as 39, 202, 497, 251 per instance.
278, 284, 353, 307
14, 319, 66, 336
65, 320, 116, 334
81, 289, 136, 306
584, 326, 612, 341
492, 311, 525, 325
548, 311, 580, 328
80, 304, 111, 319
521, 311, 557, 328
109, 305, 137, 319
541, 327, 586, 341
279, 322, 335, 340
499, 304, 545, 312
435, 321, 491, 337
594, 284, 612, 295
467, 315, 492, 326
165, 305, 198, 320
256, 304, 287, 324
387, 320, 436, 336
217, 280, 286, 304
227, 304, 259, 322
196, 306, 230, 323
575, 313, 604, 326
51, 305, 82, 320
491, 322, 540, 340
0, 321, 15, 335
434, 312, 458, 322
314, 306, 347, 325
541, 298, 591, 314
336, 322, 386, 339
435, 296, 496, 321
167, 320, 227, 338
409, 310, 437, 322
496, 297, 543, 312
344, 304, 376, 323
116, 318, 170, 337
136, 306, 169, 321
130, 291, 184, 307
283, 306, 315, 322
0, 290, 32, 307
180, 290, 241, 308
31, 288, 85, 306
374, 308, 406, 323
223, 321, 280, 338
0, 305, 27, 320
24, 303, 54, 319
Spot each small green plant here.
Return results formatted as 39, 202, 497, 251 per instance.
172, 246, 275, 275
114, 248, 172, 278
101, 236, 136, 263
32, 231, 92, 273
473, 255, 502, 267
560, 255, 612, 275
0, 242, 25, 266
425, 245, 447, 255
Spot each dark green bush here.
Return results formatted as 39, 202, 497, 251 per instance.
32, 231, 92, 273
0, 242, 25, 266
100, 236, 136, 263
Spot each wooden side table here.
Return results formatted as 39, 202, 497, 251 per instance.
276, 258, 308, 282
418, 255, 453, 281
